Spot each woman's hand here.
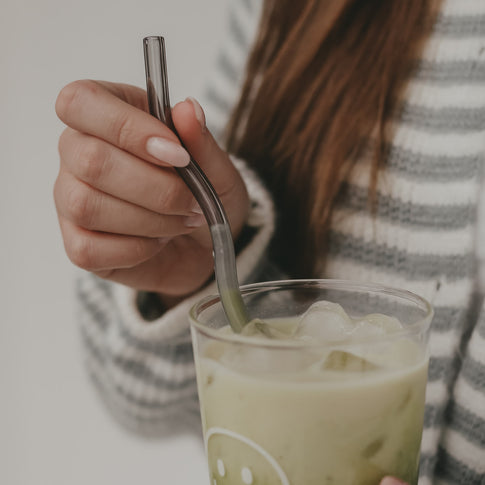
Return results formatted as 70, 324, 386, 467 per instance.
54, 80, 249, 300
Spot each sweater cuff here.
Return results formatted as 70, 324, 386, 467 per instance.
112, 155, 275, 343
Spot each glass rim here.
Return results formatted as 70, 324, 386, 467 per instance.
189, 278, 434, 349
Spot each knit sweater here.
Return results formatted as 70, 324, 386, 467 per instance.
76, 0, 485, 483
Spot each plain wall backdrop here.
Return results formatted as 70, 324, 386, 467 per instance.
1, 0, 227, 483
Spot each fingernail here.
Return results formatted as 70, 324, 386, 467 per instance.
184, 214, 205, 228
190, 201, 203, 214
146, 137, 190, 167
186, 97, 206, 132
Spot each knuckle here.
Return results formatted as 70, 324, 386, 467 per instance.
155, 181, 186, 213
155, 186, 173, 211
57, 128, 71, 158
53, 175, 63, 210
66, 233, 95, 270
77, 138, 107, 185
94, 269, 114, 279
67, 182, 95, 229
134, 238, 148, 260
131, 237, 152, 263
55, 80, 98, 121
112, 110, 135, 149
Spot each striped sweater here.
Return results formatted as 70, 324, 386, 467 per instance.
77, 0, 485, 483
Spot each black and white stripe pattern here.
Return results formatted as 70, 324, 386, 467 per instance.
77, 0, 485, 482
324, 1, 485, 481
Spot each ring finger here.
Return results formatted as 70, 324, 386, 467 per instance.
54, 170, 205, 238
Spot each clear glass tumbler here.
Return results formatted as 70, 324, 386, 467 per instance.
190, 279, 433, 485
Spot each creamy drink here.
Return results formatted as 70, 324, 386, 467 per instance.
190, 281, 432, 485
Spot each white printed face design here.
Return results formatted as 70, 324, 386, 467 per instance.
205, 428, 290, 485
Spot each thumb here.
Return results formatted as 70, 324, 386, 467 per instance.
171, 97, 240, 196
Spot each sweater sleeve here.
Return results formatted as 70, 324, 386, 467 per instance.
76, 152, 275, 435
77, 19, 276, 430
76, 0, 266, 436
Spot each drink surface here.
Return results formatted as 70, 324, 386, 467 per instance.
195, 301, 428, 485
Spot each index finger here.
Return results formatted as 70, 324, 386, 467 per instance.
55, 79, 180, 166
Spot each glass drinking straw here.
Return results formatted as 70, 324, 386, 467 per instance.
143, 36, 249, 332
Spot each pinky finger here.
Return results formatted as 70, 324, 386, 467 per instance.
59, 216, 166, 272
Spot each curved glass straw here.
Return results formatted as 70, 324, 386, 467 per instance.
143, 36, 249, 332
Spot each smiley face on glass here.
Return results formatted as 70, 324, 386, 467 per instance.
206, 428, 290, 485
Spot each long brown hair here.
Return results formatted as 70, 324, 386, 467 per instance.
226, 0, 441, 277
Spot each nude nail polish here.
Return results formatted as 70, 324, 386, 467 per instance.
186, 97, 206, 132
146, 137, 190, 167
190, 201, 203, 214
185, 213, 206, 228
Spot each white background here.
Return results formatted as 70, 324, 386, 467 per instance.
1, 0, 227, 483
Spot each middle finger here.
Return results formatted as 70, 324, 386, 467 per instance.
59, 128, 200, 216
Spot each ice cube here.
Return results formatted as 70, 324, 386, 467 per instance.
323, 350, 379, 372
296, 301, 354, 342
351, 313, 403, 339
219, 317, 318, 374
241, 318, 297, 339
220, 342, 319, 374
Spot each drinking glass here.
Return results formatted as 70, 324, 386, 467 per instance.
190, 279, 433, 485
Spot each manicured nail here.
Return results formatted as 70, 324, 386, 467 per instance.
184, 214, 205, 228
186, 97, 206, 132
190, 201, 203, 214
146, 137, 190, 167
